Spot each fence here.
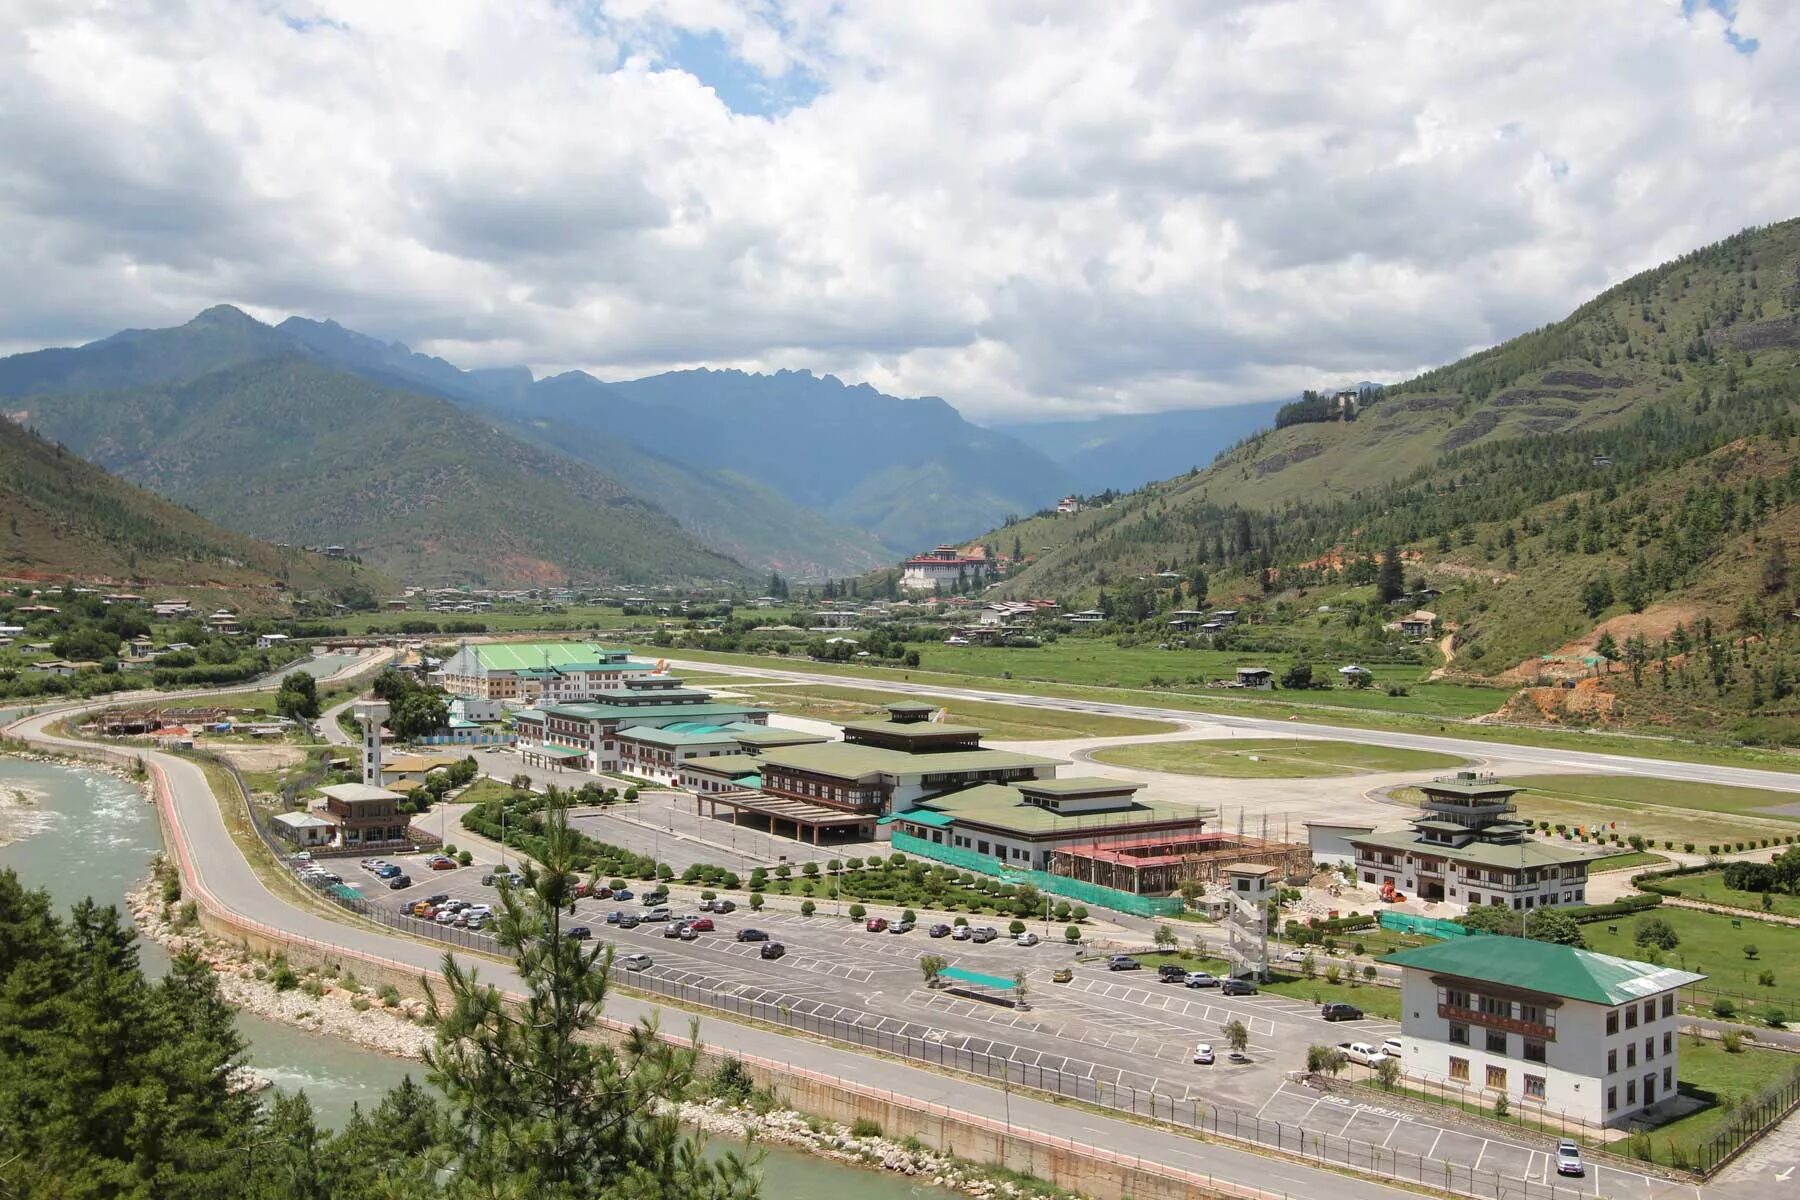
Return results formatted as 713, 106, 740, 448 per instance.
1693, 1059, 1800, 1174
1377, 911, 1473, 938
889, 831, 1182, 917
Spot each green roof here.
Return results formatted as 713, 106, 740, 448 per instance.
1016, 777, 1142, 797
886, 808, 956, 828
683, 754, 765, 778
537, 744, 589, 759
473, 642, 630, 671
1379, 937, 1706, 1005
534, 702, 770, 723
1420, 776, 1520, 799
731, 726, 830, 748
1354, 829, 1587, 869
616, 724, 743, 747
915, 784, 1206, 837
840, 720, 988, 740
756, 742, 1062, 782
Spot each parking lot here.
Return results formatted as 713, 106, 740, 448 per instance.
306, 837, 1679, 1200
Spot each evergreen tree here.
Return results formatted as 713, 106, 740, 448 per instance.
426, 804, 760, 1200
1375, 544, 1405, 603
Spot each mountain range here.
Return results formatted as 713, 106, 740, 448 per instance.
0, 410, 378, 601
994, 400, 1288, 495
985, 218, 1800, 691
0, 309, 1075, 585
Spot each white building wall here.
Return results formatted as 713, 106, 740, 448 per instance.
1398, 970, 1682, 1128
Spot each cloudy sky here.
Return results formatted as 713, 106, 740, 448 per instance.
2, 1, 1794, 422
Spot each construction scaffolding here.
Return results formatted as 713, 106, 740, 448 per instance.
1222, 863, 1274, 981
1048, 830, 1307, 895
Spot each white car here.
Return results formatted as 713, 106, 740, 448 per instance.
1280, 948, 1306, 963
1015, 932, 1040, 946
1380, 1036, 1403, 1059
1337, 1041, 1389, 1067
1555, 1140, 1584, 1177
1193, 1043, 1215, 1065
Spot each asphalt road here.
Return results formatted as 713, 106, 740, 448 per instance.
670, 659, 1800, 793
5, 694, 1631, 1200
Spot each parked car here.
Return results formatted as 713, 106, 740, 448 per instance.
568, 926, 592, 940
425, 893, 450, 906
928, 923, 952, 938
1555, 1140, 1584, 1177
1193, 1043, 1215, 1065
1108, 955, 1142, 972
711, 899, 736, 914
687, 917, 714, 932
620, 954, 652, 971
1158, 964, 1188, 982
736, 928, 769, 942
617, 914, 641, 929
606, 910, 624, 924
613, 888, 634, 901
759, 942, 786, 960
387, 874, 413, 890
435, 909, 458, 925
970, 927, 998, 944
1381, 1037, 1403, 1059
678, 925, 698, 941
1052, 967, 1073, 983
1336, 1041, 1388, 1067
1014, 932, 1040, 946
643, 907, 672, 922
376, 864, 402, 879
950, 925, 973, 941
890, 920, 916, 934
593, 885, 614, 900
663, 922, 687, 938
1280, 948, 1307, 963
642, 891, 668, 906
1321, 1002, 1365, 1022
1184, 972, 1218, 989
1219, 978, 1257, 995
865, 917, 889, 932
428, 856, 456, 870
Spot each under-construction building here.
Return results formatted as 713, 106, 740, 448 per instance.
1048, 830, 1306, 895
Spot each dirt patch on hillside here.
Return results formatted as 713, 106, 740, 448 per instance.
203, 744, 309, 772
1540, 371, 1631, 390
1495, 603, 1704, 686
1483, 678, 1622, 725
1441, 410, 1503, 451
1252, 442, 1325, 477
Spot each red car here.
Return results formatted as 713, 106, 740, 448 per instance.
428, 856, 456, 870
865, 917, 888, 932
687, 917, 714, 932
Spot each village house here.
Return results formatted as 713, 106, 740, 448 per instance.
1234, 666, 1275, 689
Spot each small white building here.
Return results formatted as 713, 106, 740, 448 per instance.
256, 632, 290, 649
1383, 937, 1703, 1129
271, 810, 335, 846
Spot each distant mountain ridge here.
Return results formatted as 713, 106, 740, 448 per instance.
994, 399, 1288, 495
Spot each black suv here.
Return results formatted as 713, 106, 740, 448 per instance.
736, 928, 769, 942
1157, 963, 1188, 982
1321, 1002, 1365, 1021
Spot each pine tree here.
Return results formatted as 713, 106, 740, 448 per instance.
426, 803, 761, 1200
1375, 544, 1405, 604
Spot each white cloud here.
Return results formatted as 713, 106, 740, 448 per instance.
1, 0, 1795, 420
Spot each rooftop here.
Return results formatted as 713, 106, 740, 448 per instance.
1352, 828, 1588, 869
471, 642, 633, 672
758, 742, 1062, 782
318, 783, 403, 805
530, 701, 770, 723
1380, 937, 1706, 1005
908, 784, 1204, 837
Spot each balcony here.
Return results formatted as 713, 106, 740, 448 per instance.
1438, 1003, 1555, 1042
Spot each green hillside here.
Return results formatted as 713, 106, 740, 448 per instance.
0, 413, 380, 601
10, 357, 755, 588
970, 220, 1800, 740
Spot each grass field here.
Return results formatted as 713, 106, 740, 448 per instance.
1090, 738, 1464, 778
663, 649, 1800, 773
737, 685, 1179, 741
1580, 907, 1800, 1003
1657, 872, 1800, 919
1637, 1038, 1799, 1165
1509, 774, 1800, 847
1585, 850, 1669, 873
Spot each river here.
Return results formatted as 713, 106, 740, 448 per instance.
0, 756, 931, 1199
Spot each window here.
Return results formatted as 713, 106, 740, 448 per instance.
1662, 994, 1675, 1019
1626, 1080, 1637, 1105
1607, 1087, 1618, 1112
1485, 1065, 1507, 1090
1518, 1003, 1544, 1026
1663, 1066, 1673, 1092
1607, 1010, 1620, 1035
1625, 1007, 1639, 1030
1524, 1075, 1546, 1100
1626, 1045, 1636, 1068
1645, 1038, 1655, 1062
1663, 1032, 1673, 1055
1449, 1023, 1470, 1046
1468, 891, 1481, 905
1642, 1001, 1656, 1024
1449, 1057, 1470, 1082
1607, 1049, 1617, 1073
1486, 1030, 1508, 1054
1524, 1040, 1546, 1064
1479, 994, 1510, 1018
1363, 872, 1375, 883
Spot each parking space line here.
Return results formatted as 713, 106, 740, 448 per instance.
1426, 1128, 1444, 1162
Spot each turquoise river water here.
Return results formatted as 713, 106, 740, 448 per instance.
0, 755, 931, 1199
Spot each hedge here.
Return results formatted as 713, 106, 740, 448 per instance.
1565, 894, 1663, 924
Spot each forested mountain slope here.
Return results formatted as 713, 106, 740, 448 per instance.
6, 355, 753, 587
985, 221, 1800, 724
0, 413, 381, 597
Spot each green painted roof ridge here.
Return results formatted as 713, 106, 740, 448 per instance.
1379, 936, 1706, 1004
